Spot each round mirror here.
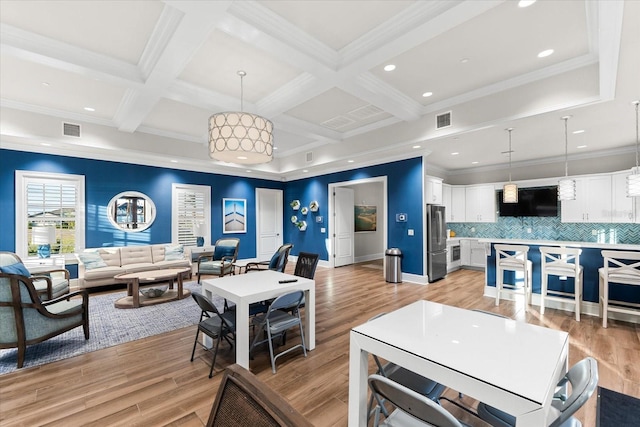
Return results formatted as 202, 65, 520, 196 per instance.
107, 191, 156, 232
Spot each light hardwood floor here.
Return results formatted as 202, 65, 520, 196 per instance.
1, 262, 639, 426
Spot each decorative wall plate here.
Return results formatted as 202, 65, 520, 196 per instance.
290, 200, 300, 210
301, 207, 309, 215
297, 220, 307, 231
309, 201, 319, 212
291, 215, 298, 223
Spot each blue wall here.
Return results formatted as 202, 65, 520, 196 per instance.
0, 149, 283, 260
284, 157, 424, 274
1, 150, 425, 274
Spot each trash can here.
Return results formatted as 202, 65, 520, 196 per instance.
384, 248, 402, 283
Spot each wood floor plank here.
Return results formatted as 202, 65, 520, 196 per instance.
1, 263, 638, 426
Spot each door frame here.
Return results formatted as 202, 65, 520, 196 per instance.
255, 188, 284, 261
328, 176, 387, 268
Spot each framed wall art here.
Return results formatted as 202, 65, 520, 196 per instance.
354, 205, 377, 232
223, 198, 246, 234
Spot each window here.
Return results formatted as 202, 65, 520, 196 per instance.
172, 184, 211, 246
16, 171, 85, 258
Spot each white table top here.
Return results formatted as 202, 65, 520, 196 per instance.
203, 270, 312, 302
352, 300, 568, 406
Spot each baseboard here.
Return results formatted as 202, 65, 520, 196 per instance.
483, 286, 640, 325
354, 254, 384, 264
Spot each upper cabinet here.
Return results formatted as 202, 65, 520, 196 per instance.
611, 171, 639, 223
561, 175, 612, 223
465, 185, 496, 223
443, 184, 466, 223
425, 176, 443, 205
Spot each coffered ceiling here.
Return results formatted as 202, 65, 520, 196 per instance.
1, 0, 638, 181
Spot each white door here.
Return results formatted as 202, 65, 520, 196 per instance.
334, 187, 354, 267
256, 188, 283, 261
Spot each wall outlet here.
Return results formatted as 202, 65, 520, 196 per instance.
592, 229, 597, 235
320, 227, 326, 233
527, 227, 532, 234
408, 229, 414, 236
471, 227, 475, 233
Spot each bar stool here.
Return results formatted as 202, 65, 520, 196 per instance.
539, 247, 583, 321
599, 250, 640, 328
494, 244, 532, 307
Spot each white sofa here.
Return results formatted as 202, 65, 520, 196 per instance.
76, 244, 191, 289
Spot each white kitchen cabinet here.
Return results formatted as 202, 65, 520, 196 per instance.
426, 176, 443, 205
611, 171, 639, 223
450, 186, 466, 222
561, 175, 612, 223
443, 184, 452, 222
465, 185, 496, 223
469, 240, 488, 269
460, 239, 471, 266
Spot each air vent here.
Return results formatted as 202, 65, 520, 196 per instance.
321, 115, 355, 130
63, 122, 81, 137
348, 104, 383, 120
306, 151, 313, 163
436, 111, 451, 129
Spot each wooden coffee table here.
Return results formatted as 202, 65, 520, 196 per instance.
114, 267, 191, 309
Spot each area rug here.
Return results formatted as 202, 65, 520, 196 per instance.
0, 282, 224, 375
597, 387, 640, 427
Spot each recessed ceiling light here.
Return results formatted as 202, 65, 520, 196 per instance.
572, 130, 585, 134
246, 169, 252, 172
237, 156, 248, 160
538, 49, 554, 58
472, 161, 479, 164
460, 58, 469, 64
303, 169, 308, 173
577, 145, 587, 149
518, 0, 537, 7
413, 145, 421, 149
348, 160, 354, 163
84, 107, 95, 112
273, 146, 278, 150
451, 152, 459, 156
170, 160, 178, 163
41, 143, 51, 146
42, 82, 50, 87
383, 64, 396, 72
422, 92, 433, 97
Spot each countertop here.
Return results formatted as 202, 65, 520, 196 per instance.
475, 238, 640, 251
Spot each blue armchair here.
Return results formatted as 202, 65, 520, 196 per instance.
0, 252, 70, 300
197, 238, 240, 283
0, 252, 89, 369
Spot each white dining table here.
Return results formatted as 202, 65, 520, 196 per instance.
202, 270, 315, 370
349, 300, 569, 426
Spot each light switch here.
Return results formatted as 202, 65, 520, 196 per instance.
321, 227, 326, 233
408, 229, 414, 236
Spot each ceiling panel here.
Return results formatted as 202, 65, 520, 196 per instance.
0, 54, 125, 119
142, 98, 211, 140
0, 0, 163, 64
179, 29, 302, 103
370, 0, 589, 104
261, 0, 416, 50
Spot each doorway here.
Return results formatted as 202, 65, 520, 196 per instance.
328, 177, 387, 268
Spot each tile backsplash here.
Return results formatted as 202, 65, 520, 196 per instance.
449, 216, 639, 245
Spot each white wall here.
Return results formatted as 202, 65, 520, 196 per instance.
352, 182, 384, 262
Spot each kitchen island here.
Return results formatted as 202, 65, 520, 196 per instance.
478, 238, 640, 322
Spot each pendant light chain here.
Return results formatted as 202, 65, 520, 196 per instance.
564, 117, 569, 177
635, 101, 639, 169
508, 128, 513, 182
238, 70, 246, 112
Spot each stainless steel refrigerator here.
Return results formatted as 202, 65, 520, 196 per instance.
427, 204, 447, 282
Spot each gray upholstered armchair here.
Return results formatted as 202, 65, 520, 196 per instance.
197, 238, 240, 283
0, 252, 70, 300
0, 253, 89, 369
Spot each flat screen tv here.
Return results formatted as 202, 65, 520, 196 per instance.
497, 186, 558, 217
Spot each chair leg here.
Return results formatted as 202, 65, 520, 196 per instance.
191, 329, 200, 362
495, 268, 502, 306
602, 277, 609, 328
540, 270, 547, 315
17, 342, 26, 369
267, 328, 277, 374
575, 272, 582, 322
209, 335, 222, 378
